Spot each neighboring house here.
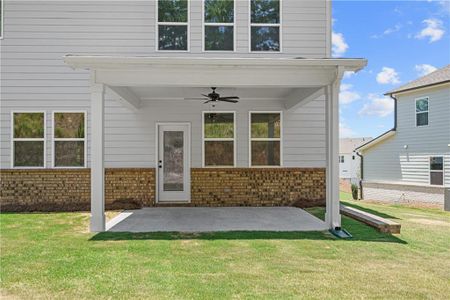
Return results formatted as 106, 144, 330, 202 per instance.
0, 0, 366, 232
356, 65, 450, 210
339, 137, 371, 191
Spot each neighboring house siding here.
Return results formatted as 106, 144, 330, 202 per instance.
0, 0, 329, 169
363, 85, 450, 187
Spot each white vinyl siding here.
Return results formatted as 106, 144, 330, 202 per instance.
363, 85, 450, 187
0, 0, 330, 169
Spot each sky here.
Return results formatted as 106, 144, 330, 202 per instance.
333, 0, 450, 138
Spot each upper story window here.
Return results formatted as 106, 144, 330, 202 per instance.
203, 0, 235, 51
340, 156, 345, 163
203, 112, 236, 167
416, 97, 429, 127
157, 0, 189, 51
430, 156, 444, 186
250, 0, 281, 52
53, 112, 86, 168
12, 112, 46, 168
250, 112, 282, 166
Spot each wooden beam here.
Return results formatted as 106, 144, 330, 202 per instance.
284, 87, 324, 111
107, 86, 142, 111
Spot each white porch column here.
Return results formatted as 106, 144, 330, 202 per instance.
325, 68, 344, 229
90, 83, 105, 232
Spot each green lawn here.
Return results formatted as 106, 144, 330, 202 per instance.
1, 202, 450, 299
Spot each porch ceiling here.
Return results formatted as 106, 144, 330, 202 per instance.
64, 55, 367, 88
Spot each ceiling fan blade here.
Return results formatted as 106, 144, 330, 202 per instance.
219, 96, 240, 100
201, 94, 210, 98
204, 100, 212, 104
219, 99, 239, 103
184, 98, 209, 100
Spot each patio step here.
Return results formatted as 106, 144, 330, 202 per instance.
340, 204, 401, 234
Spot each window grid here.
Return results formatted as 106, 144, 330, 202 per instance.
202, 111, 236, 167
249, 111, 282, 167
249, 0, 282, 52
429, 156, 444, 186
11, 111, 46, 168
415, 97, 429, 127
203, 0, 236, 52
52, 111, 87, 168
156, 0, 190, 52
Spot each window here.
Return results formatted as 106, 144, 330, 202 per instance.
250, 112, 281, 166
430, 156, 444, 186
340, 156, 345, 163
250, 0, 281, 52
157, 0, 189, 51
203, 112, 235, 167
416, 97, 429, 127
12, 112, 45, 168
53, 112, 86, 168
203, 0, 235, 51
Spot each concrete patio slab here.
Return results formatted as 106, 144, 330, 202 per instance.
106, 207, 328, 232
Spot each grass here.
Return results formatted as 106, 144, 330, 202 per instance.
1, 202, 450, 299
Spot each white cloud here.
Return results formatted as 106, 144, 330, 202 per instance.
332, 32, 349, 57
415, 64, 437, 76
339, 84, 361, 104
415, 19, 445, 43
339, 122, 357, 138
359, 95, 395, 117
371, 24, 402, 39
376, 67, 401, 85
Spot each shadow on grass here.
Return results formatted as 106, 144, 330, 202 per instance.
341, 201, 400, 220
90, 224, 406, 244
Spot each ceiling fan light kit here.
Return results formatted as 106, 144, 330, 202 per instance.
184, 87, 240, 104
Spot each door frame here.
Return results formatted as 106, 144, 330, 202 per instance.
155, 122, 191, 203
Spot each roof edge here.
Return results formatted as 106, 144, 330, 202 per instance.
355, 129, 396, 152
385, 80, 450, 96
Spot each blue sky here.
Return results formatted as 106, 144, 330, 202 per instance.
333, 0, 450, 138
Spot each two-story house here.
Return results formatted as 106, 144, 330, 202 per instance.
356, 65, 450, 210
0, 0, 366, 232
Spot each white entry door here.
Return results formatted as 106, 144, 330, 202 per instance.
157, 123, 191, 202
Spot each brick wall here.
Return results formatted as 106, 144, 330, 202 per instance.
190, 168, 325, 207
1, 168, 325, 211
0, 168, 155, 212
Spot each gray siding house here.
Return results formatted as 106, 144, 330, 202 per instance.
0, 0, 366, 232
357, 65, 450, 209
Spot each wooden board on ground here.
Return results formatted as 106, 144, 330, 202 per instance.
340, 204, 401, 234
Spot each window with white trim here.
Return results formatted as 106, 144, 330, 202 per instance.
203, 112, 235, 166
340, 156, 345, 163
12, 112, 45, 167
157, 0, 189, 51
250, 0, 281, 52
430, 156, 444, 186
53, 112, 86, 167
416, 97, 429, 126
204, 0, 234, 51
250, 112, 281, 166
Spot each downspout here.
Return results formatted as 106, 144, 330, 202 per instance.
356, 151, 363, 199
389, 93, 398, 131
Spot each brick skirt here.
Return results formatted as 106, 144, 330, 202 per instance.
1, 168, 325, 212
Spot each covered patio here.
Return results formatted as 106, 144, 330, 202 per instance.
106, 207, 328, 233
64, 56, 367, 233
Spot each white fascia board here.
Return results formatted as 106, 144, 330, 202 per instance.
64, 55, 367, 72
